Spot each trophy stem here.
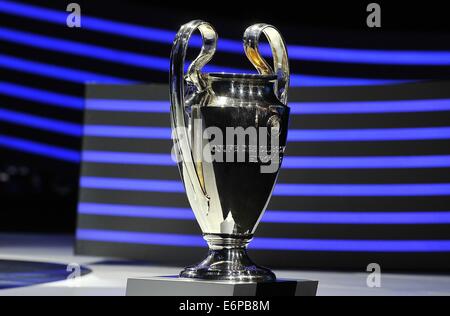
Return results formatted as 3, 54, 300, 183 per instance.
179, 234, 276, 282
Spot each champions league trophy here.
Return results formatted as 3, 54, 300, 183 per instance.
126, 20, 318, 296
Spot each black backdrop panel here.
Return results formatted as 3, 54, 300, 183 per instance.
76, 82, 450, 271
2, 0, 450, 234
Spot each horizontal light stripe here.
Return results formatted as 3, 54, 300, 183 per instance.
264, 210, 450, 224
3, 88, 450, 142
285, 45, 450, 66
290, 99, 450, 114
0, 134, 80, 162
78, 203, 450, 224
84, 125, 450, 141
274, 183, 450, 196
82, 151, 450, 169
3, 119, 450, 163
78, 203, 194, 220
86, 99, 450, 114
0, 27, 408, 87
4, 123, 450, 166
0, 27, 168, 70
3, 138, 448, 170
86, 100, 169, 112
2, 1, 450, 66
84, 126, 170, 139
4, 85, 450, 117
0, 54, 132, 84
0, 81, 83, 110
80, 177, 184, 193
76, 229, 450, 252
282, 155, 450, 168
0, 108, 82, 137
82, 151, 176, 165
79, 177, 450, 196
288, 127, 450, 141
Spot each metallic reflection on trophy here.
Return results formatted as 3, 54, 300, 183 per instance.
170, 20, 290, 282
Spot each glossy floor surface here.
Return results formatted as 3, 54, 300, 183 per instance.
0, 234, 449, 296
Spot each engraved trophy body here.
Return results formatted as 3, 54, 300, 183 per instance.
170, 20, 290, 282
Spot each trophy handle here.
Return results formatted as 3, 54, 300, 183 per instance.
170, 20, 217, 205
243, 24, 290, 104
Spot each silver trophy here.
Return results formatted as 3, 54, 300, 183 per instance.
126, 20, 318, 295
170, 20, 290, 282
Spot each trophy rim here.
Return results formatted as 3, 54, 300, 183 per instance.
207, 72, 277, 81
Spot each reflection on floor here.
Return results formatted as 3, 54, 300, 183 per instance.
0, 259, 91, 289
0, 234, 449, 296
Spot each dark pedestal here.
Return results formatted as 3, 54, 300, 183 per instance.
126, 276, 318, 296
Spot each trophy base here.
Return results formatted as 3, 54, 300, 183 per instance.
180, 234, 275, 282
179, 249, 276, 282
126, 276, 318, 296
